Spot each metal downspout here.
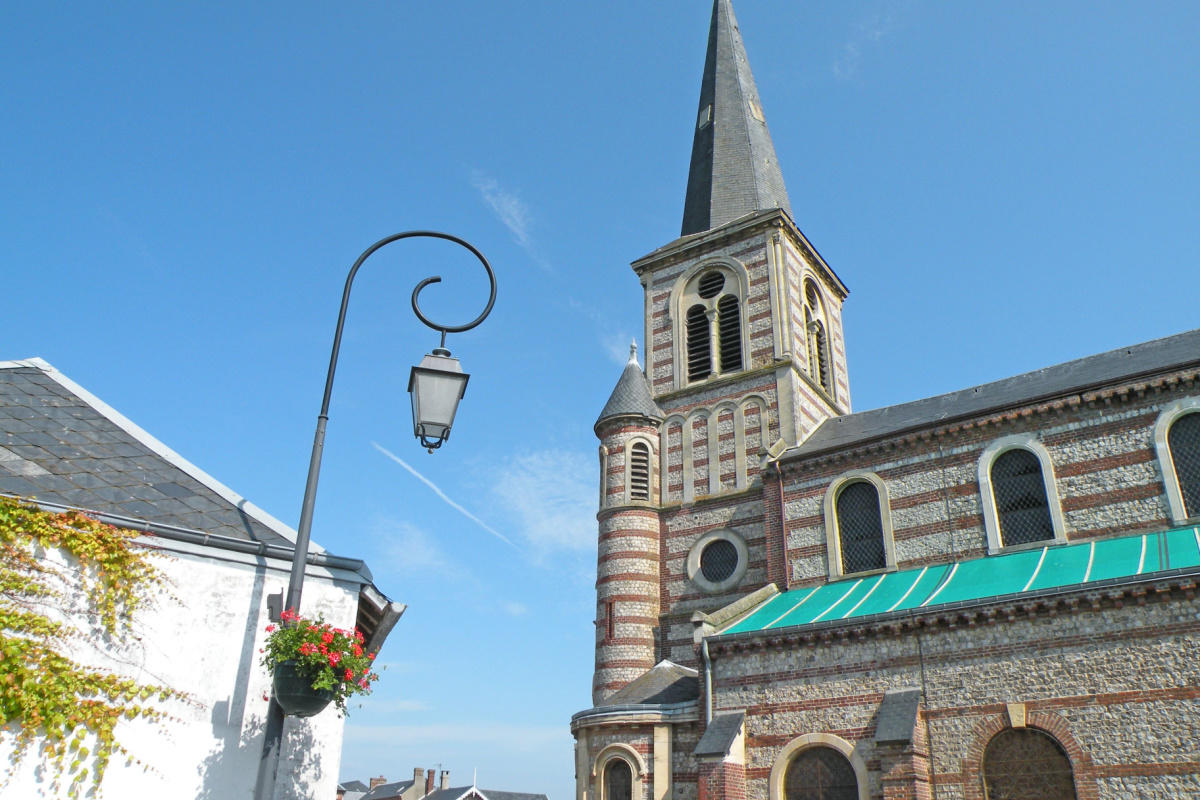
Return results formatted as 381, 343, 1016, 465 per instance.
702, 638, 713, 724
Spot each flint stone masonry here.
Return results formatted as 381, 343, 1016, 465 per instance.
575, 5, 1200, 799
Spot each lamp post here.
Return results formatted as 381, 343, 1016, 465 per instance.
254, 230, 497, 800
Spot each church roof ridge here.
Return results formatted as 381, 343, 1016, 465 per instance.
596, 342, 664, 429
680, 0, 793, 236
787, 327, 1200, 459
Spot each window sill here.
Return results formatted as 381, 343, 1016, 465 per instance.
828, 564, 896, 583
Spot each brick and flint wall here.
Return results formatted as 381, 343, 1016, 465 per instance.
780, 373, 1200, 588
704, 578, 1199, 799
595, 417, 664, 705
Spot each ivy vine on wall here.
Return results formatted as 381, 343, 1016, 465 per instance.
0, 495, 185, 797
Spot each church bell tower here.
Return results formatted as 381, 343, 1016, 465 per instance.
588, 0, 854, 703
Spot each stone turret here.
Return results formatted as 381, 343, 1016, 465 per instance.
592, 343, 664, 704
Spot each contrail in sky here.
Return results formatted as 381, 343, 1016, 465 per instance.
372, 442, 520, 551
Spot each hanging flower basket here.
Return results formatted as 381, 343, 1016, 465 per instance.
273, 659, 336, 717
261, 609, 379, 716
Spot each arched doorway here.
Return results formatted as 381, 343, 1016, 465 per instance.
603, 758, 633, 800
783, 747, 859, 800
982, 728, 1077, 800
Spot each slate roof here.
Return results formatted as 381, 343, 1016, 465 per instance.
420, 787, 547, 800
362, 780, 415, 800
874, 688, 922, 744
478, 791, 549, 800
681, 0, 792, 236
694, 711, 745, 758
0, 358, 295, 546
596, 345, 664, 429
341, 781, 371, 792
788, 328, 1200, 460
605, 660, 700, 706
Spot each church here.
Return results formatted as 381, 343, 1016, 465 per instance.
570, 2, 1200, 799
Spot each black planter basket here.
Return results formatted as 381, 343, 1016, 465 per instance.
273, 660, 335, 717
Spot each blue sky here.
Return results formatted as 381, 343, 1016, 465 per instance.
3, 2, 1199, 798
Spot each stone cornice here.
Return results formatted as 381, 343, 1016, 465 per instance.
570, 700, 700, 732
631, 209, 848, 299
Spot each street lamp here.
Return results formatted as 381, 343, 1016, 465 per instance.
409, 350, 468, 451
254, 230, 497, 800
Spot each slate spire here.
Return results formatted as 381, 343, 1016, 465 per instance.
596, 342, 664, 429
681, 0, 793, 236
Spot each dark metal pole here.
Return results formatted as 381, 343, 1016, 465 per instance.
253, 231, 496, 800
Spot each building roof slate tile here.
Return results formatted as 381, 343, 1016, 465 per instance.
0, 359, 296, 546
597, 345, 665, 429
789, 327, 1200, 459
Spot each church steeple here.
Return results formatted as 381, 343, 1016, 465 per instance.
681, 0, 793, 236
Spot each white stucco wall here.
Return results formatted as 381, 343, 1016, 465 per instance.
1, 538, 364, 800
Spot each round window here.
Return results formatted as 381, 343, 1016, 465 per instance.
700, 539, 739, 583
697, 270, 725, 299
687, 529, 748, 593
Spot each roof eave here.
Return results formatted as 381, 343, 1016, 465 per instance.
705, 564, 1200, 646
780, 353, 1200, 465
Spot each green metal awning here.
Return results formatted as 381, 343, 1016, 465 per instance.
721, 526, 1200, 636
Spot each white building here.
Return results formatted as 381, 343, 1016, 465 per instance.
0, 357, 403, 799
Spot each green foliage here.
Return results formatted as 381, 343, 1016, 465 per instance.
261, 609, 378, 713
0, 496, 184, 797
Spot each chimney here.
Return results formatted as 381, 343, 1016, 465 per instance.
414, 768, 425, 791
426, 770, 436, 795
370, 776, 388, 789
440, 771, 450, 791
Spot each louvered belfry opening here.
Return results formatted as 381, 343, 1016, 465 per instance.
783, 747, 859, 800
629, 442, 651, 501
982, 729, 1078, 800
686, 304, 712, 381
604, 760, 633, 800
717, 295, 742, 372
992, 448, 1055, 547
1168, 412, 1200, 517
804, 282, 832, 394
836, 481, 886, 575
700, 539, 739, 583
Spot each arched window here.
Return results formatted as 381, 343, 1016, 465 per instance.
686, 304, 712, 381
604, 759, 633, 800
836, 481, 886, 575
804, 281, 832, 394
783, 747, 858, 800
823, 471, 896, 580
718, 295, 742, 372
992, 449, 1055, 547
1167, 412, 1200, 518
676, 266, 746, 386
629, 441, 651, 502
982, 728, 1077, 800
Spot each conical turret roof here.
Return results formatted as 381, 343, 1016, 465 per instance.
596, 343, 664, 430
681, 0, 793, 236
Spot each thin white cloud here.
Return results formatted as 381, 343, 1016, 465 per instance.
834, 1, 909, 79
373, 442, 520, 551
601, 333, 637, 367
503, 601, 527, 617
372, 518, 462, 579
491, 450, 596, 557
471, 172, 550, 270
